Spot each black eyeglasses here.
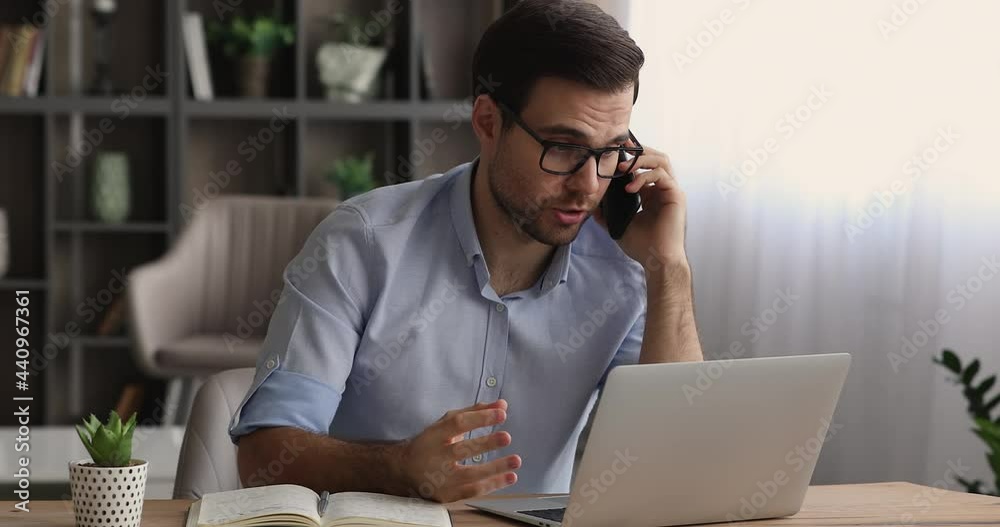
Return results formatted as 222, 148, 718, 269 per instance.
499, 102, 643, 179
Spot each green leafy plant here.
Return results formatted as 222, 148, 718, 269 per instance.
208, 16, 295, 58
326, 152, 376, 199
933, 349, 1000, 495
75, 411, 138, 467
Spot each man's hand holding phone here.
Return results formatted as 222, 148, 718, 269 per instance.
594, 140, 688, 269
398, 399, 520, 503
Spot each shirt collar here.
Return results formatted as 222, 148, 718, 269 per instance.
449, 157, 571, 295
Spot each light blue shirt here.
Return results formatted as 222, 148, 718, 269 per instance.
229, 157, 647, 494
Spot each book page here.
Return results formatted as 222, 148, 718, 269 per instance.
198, 484, 320, 526
323, 493, 451, 527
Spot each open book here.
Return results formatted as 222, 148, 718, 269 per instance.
185, 485, 452, 527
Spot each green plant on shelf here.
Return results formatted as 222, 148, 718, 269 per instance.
933, 349, 1000, 496
326, 152, 376, 200
75, 411, 138, 467
208, 15, 295, 58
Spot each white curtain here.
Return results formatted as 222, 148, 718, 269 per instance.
627, 0, 1000, 487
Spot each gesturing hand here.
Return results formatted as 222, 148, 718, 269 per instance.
400, 399, 521, 503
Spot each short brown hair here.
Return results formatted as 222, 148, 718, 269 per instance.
472, 0, 645, 130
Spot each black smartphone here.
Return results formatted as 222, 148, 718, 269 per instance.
600, 150, 640, 240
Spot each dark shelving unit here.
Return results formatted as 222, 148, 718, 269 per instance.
0, 0, 510, 425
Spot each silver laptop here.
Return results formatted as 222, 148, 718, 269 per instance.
466, 353, 851, 527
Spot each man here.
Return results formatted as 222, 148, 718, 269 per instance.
231, 0, 702, 504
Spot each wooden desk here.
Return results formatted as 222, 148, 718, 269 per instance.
2, 482, 998, 526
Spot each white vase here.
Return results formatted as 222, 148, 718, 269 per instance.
0, 208, 8, 279
69, 459, 148, 527
316, 43, 388, 103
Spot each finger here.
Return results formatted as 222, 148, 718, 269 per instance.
449, 472, 519, 502
449, 431, 512, 462
454, 454, 521, 486
626, 167, 677, 194
460, 399, 506, 413
622, 151, 672, 179
437, 407, 508, 441
440, 400, 507, 443
439, 399, 506, 424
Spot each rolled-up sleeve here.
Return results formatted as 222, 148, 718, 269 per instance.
229, 205, 372, 443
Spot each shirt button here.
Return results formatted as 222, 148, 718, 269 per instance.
472, 454, 484, 463
266, 359, 276, 369
486, 376, 497, 387
495, 303, 505, 312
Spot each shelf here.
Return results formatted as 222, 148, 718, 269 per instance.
0, 96, 170, 115
77, 336, 132, 348
303, 101, 475, 121
182, 100, 474, 122
0, 278, 48, 290
184, 98, 298, 119
0, 97, 48, 114
305, 101, 475, 121
54, 222, 170, 234
51, 96, 171, 116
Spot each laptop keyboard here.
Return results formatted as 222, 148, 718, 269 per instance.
520, 508, 566, 523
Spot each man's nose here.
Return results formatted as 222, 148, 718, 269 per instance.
565, 156, 601, 196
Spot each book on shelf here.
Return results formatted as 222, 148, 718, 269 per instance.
23, 27, 45, 97
185, 485, 452, 527
0, 27, 12, 90
182, 12, 214, 101
0, 24, 44, 97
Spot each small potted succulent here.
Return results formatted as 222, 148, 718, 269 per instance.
326, 152, 376, 200
208, 15, 295, 97
70, 412, 146, 527
316, 13, 394, 102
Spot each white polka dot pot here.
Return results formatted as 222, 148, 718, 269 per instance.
69, 459, 148, 527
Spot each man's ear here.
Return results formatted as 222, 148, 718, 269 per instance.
471, 94, 502, 148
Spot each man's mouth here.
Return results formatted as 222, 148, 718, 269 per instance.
552, 208, 589, 225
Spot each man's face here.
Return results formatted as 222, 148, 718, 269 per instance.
487, 77, 634, 246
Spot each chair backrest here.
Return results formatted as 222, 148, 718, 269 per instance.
187, 196, 338, 336
173, 368, 255, 499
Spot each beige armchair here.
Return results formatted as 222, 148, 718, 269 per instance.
173, 368, 254, 498
127, 196, 338, 423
